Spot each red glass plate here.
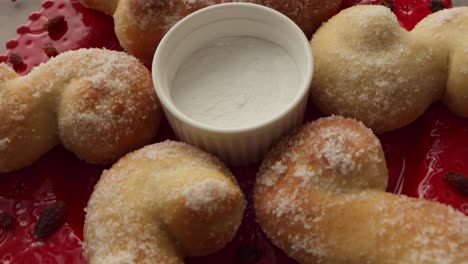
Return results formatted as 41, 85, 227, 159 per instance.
0, 0, 465, 263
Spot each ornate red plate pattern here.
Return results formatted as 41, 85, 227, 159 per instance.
0, 0, 466, 263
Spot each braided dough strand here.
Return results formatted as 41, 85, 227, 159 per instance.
0, 48, 161, 173
254, 116, 468, 263
84, 141, 246, 263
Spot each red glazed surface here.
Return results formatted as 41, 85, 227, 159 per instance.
0, 0, 466, 263
0, 0, 119, 74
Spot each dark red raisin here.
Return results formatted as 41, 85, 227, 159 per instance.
44, 15, 68, 40
444, 172, 468, 195
43, 15, 65, 32
8, 53, 23, 67
34, 201, 67, 240
430, 0, 446, 13
43, 43, 59, 58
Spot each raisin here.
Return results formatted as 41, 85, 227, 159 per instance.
430, 0, 445, 13
236, 245, 261, 264
43, 15, 65, 32
0, 212, 13, 229
43, 43, 59, 58
8, 53, 23, 67
444, 172, 468, 195
34, 201, 67, 240
44, 15, 67, 40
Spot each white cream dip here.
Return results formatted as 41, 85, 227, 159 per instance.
171, 36, 300, 129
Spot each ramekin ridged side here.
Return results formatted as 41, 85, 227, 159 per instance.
163, 98, 308, 166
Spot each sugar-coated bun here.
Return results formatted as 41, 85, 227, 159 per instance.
310, 6, 445, 133
226, 0, 342, 37
79, 0, 342, 63
84, 141, 246, 263
0, 49, 162, 173
413, 7, 468, 118
78, 0, 220, 64
255, 116, 468, 263
310, 6, 468, 133
114, 0, 217, 64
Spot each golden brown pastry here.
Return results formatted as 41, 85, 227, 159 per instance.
0, 48, 161, 173
310, 6, 467, 133
226, 0, 342, 37
79, 0, 342, 63
254, 116, 468, 263
84, 140, 246, 263
310, 5, 444, 133
413, 7, 468, 118
79, 0, 217, 64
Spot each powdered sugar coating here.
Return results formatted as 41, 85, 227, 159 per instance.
310, 5, 447, 133
311, 6, 468, 134
0, 48, 161, 173
80, 0, 341, 63
84, 141, 246, 264
415, 7, 468, 29
110, 0, 218, 64
413, 7, 468, 120
254, 116, 468, 263
225, 0, 341, 36
183, 178, 235, 211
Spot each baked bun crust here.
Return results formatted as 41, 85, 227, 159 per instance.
84, 141, 246, 263
79, 0, 342, 63
254, 116, 468, 263
413, 7, 468, 118
0, 48, 161, 173
226, 0, 341, 37
310, 6, 445, 133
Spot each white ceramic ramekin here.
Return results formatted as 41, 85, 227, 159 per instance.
152, 3, 313, 166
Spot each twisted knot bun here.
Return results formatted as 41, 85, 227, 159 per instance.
79, 0, 217, 64
84, 141, 246, 263
310, 6, 468, 133
0, 48, 162, 173
254, 116, 468, 263
413, 7, 468, 118
79, 0, 342, 63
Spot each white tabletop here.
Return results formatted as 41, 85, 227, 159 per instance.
0, 1, 42, 53
0, 0, 467, 53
